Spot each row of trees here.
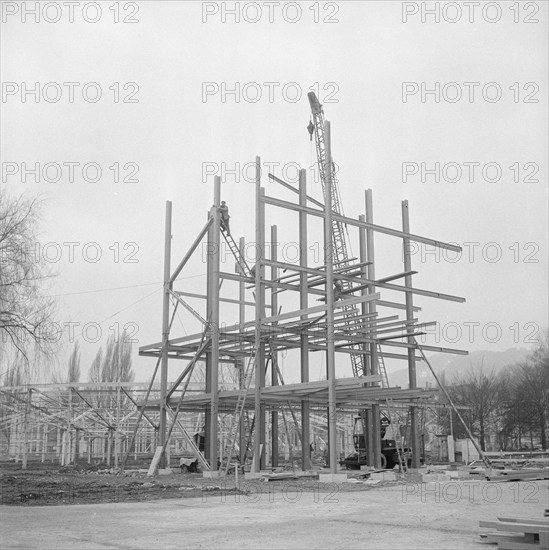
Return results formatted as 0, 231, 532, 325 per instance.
442, 332, 548, 451
65, 333, 135, 384
1, 188, 135, 386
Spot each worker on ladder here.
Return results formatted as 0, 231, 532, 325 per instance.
316, 280, 343, 303
219, 201, 231, 236
334, 280, 343, 301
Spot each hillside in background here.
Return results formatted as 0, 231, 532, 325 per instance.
387, 348, 531, 389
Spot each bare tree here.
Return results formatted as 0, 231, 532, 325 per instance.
88, 348, 103, 383
101, 331, 134, 383
87, 331, 134, 383
449, 364, 505, 451
2, 354, 27, 387
67, 341, 81, 383
0, 191, 57, 361
516, 330, 549, 449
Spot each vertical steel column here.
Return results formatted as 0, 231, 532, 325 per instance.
208, 176, 222, 471
253, 156, 266, 471
359, 214, 374, 467
238, 237, 246, 464
41, 423, 47, 463
159, 201, 172, 468
324, 122, 337, 474
402, 200, 420, 468
299, 168, 311, 471
270, 225, 279, 468
205, 213, 213, 462
358, 216, 370, 376
365, 190, 381, 469
22, 388, 31, 470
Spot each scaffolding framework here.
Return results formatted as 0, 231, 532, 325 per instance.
138, 146, 467, 474
0, 382, 203, 468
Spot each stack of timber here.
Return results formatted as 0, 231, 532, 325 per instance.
485, 469, 549, 482
479, 517, 549, 549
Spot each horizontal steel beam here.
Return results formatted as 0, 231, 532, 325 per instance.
263, 194, 462, 252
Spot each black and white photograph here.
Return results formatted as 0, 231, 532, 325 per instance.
0, 1, 548, 548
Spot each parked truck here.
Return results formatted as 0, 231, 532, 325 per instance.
339, 415, 412, 470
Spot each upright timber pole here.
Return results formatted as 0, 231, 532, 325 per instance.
366, 190, 381, 469
253, 156, 266, 472
270, 225, 279, 468
402, 199, 420, 468
299, 168, 311, 471
208, 176, 221, 471
159, 200, 172, 468
324, 122, 337, 474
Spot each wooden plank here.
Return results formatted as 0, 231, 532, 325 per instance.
498, 540, 541, 550
498, 518, 549, 526
480, 520, 548, 534
498, 469, 548, 476
488, 472, 549, 482
485, 533, 536, 545
147, 446, 164, 476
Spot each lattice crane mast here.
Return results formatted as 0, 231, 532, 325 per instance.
307, 92, 378, 382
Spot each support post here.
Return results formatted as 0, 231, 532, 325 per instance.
238, 237, 246, 464
253, 156, 266, 472
159, 201, 172, 468
324, 122, 337, 474
41, 424, 47, 463
359, 215, 374, 467
402, 200, 420, 468
208, 176, 222, 471
365, 190, 381, 469
270, 225, 279, 468
115, 385, 121, 467
299, 168, 311, 471
205, 213, 213, 463
67, 387, 72, 466
358, 216, 370, 377
73, 428, 78, 464
22, 388, 31, 470
56, 427, 61, 463
107, 430, 113, 467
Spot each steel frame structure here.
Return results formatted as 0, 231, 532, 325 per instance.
139, 136, 468, 475
0, 382, 207, 468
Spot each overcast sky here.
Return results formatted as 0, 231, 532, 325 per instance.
1, 0, 547, 384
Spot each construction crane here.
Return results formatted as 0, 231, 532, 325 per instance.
308, 93, 415, 470
307, 92, 387, 385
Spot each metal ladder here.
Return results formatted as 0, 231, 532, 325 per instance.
221, 227, 254, 278
401, 408, 412, 449
219, 348, 257, 474
375, 342, 390, 389
166, 407, 210, 471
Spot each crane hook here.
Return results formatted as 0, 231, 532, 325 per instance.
307, 120, 314, 141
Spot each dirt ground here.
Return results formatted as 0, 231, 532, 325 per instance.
0, 461, 212, 506
0, 460, 409, 506
1, 461, 548, 549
